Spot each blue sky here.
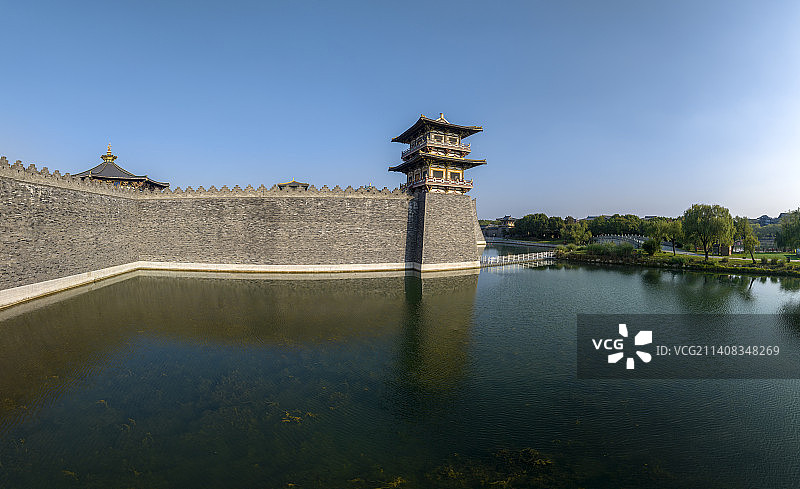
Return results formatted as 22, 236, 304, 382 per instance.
1, 0, 798, 219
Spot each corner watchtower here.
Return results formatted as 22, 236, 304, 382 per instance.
389, 113, 485, 194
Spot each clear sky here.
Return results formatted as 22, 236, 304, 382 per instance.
1, 0, 798, 219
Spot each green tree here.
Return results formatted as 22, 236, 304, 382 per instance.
665, 219, 683, 256
645, 218, 669, 243
743, 234, 760, 264
682, 204, 734, 261
531, 213, 550, 239
514, 213, 546, 238
642, 238, 660, 255
587, 216, 607, 236
776, 209, 800, 251
546, 216, 564, 239
564, 221, 592, 245
734, 216, 760, 264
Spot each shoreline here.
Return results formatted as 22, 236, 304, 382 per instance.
557, 252, 800, 279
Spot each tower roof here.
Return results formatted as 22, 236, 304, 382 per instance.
391, 113, 483, 144
388, 152, 486, 173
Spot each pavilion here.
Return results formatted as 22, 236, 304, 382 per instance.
75, 145, 169, 191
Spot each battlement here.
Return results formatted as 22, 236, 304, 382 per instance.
0, 155, 408, 200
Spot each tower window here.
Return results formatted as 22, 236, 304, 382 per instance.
432, 170, 444, 178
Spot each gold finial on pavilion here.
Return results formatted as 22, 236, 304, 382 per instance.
101, 144, 117, 163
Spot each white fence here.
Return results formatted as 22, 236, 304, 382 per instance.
483, 237, 559, 248
594, 234, 647, 248
480, 251, 555, 267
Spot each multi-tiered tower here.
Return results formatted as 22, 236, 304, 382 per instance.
389, 113, 485, 194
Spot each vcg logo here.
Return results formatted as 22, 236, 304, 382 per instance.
592, 323, 653, 370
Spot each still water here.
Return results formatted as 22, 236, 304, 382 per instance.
1, 248, 799, 488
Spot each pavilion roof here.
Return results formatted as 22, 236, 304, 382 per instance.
75, 148, 169, 188
277, 179, 310, 189
391, 114, 483, 144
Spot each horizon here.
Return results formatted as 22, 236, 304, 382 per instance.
483, 210, 797, 221
2, 1, 798, 219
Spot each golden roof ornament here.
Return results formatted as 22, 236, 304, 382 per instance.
101, 144, 117, 163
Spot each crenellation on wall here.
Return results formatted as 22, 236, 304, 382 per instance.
135, 183, 409, 200
1, 155, 410, 200
1, 155, 143, 199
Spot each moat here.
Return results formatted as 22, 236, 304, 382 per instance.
1, 245, 799, 488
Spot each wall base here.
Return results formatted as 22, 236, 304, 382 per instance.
0, 260, 482, 310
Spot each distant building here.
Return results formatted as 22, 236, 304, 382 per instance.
712, 243, 732, 256
75, 145, 169, 191
751, 214, 779, 226
277, 179, 310, 190
480, 215, 516, 238
496, 215, 516, 228
759, 237, 777, 250
748, 214, 794, 227
481, 225, 502, 237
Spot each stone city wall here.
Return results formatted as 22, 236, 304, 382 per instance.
1, 163, 140, 290
1, 156, 482, 300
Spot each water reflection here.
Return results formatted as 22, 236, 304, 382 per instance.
0, 270, 485, 488
635, 267, 761, 313
2, 260, 800, 488
0, 271, 479, 432
390, 274, 478, 420
778, 277, 800, 292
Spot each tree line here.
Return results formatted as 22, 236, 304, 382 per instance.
509, 206, 800, 262
512, 213, 644, 241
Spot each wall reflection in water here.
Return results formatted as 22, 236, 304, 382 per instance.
0, 270, 479, 437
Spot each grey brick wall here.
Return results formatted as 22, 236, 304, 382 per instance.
135, 196, 413, 265
1, 177, 139, 290
419, 193, 481, 264
1, 162, 482, 291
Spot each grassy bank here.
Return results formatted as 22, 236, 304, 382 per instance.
556, 245, 800, 278
729, 251, 796, 262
